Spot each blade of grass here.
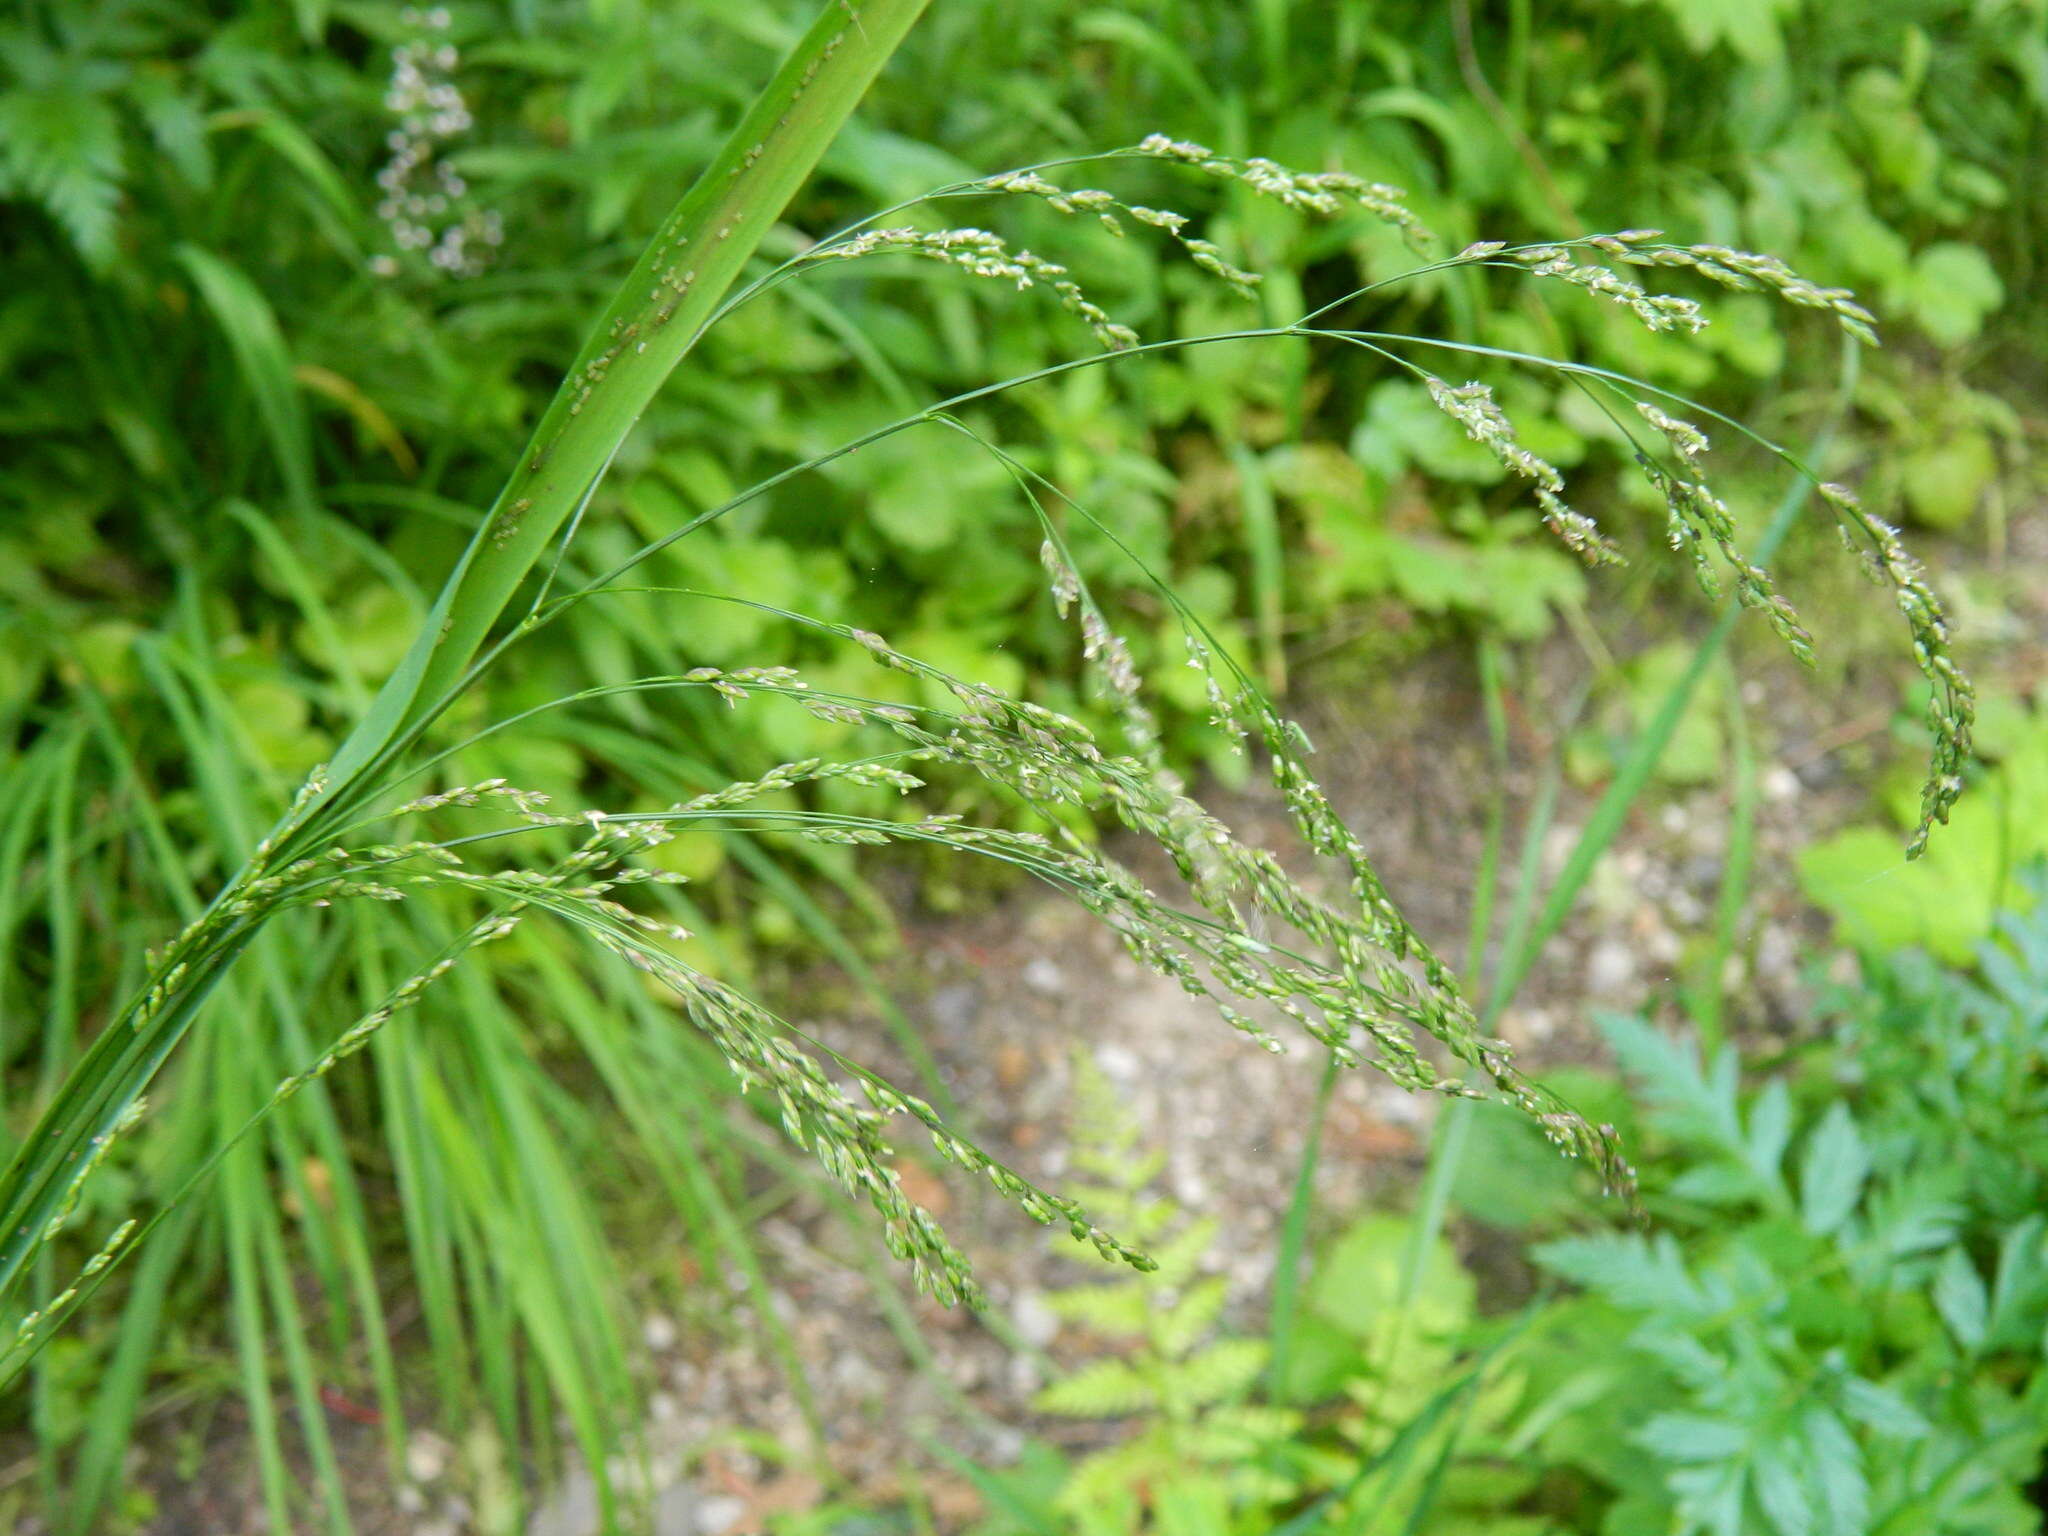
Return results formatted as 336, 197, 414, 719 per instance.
1467, 635, 1511, 986
1267, 1048, 1337, 1403
0, 0, 932, 1352
35, 723, 86, 1101
1395, 1380, 1482, 1536
174, 246, 318, 520
1690, 679, 1756, 1053
322, 0, 932, 792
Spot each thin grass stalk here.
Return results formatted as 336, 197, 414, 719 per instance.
1375, 340, 1866, 1431
1490, 340, 1861, 1007
1266, 1048, 1338, 1402
1691, 685, 1757, 1052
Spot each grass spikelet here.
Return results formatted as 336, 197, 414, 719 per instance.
1421, 375, 1623, 566
1817, 481, 1974, 854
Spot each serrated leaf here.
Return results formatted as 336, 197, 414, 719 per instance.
1534, 1231, 1707, 1316
1669, 1458, 1749, 1536
1671, 1161, 1766, 1206
1863, 1175, 1963, 1264
1055, 1441, 1149, 1529
1154, 1471, 1229, 1536
1931, 1245, 1989, 1350
1752, 1444, 1813, 1536
1145, 1216, 1222, 1290
1838, 1376, 1930, 1440
1800, 1406, 1868, 1536
1988, 1215, 2048, 1342
1186, 1403, 1301, 1461
1163, 1337, 1266, 1408
1744, 1078, 1792, 1191
1635, 1328, 1725, 1391
1636, 1413, 1749, 1463
1599, 1013, 1742, 1155
1044, 1282, 1150, 1336
1799, 1103, 1870, 1238
1155, 1275, 1229, 1360
1033, 1356, 1156, 1418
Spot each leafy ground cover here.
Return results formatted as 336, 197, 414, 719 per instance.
937, 879, 2048, 1536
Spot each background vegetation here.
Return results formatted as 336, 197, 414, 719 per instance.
0, 0, 2041, 1531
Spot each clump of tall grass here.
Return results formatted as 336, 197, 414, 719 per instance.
0, 0, 1972, 1517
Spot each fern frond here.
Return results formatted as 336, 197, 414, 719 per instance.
1155, 1274, 1231, 1359
1044, 1282, 1151, 1335
0, 74, 123, 266
1163, 1336, 1268, 1409
1034, 1355, 1158, 1418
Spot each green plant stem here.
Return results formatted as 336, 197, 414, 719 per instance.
1468, 635, 1512, 987
1267, 1048, 1338, 1401
1692, 682, 1756, 1052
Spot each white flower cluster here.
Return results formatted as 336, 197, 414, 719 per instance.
1423, 375, 1619, 565
368, 7, 503, 279
1135, 133, 1430, 246
810, 225, 1139, 349
1508, 240, 1708, 334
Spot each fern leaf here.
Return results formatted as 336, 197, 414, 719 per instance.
1186, 1402, 1303, 1460
1045, 1281, 1151, 1336
1146, 1214, 1222, 1289
1056, 1433, 1162, 1529
0, 77, 124, 267
1152, 1472, 1229, 1536
1155, 1274, 1230, 1359
130, 69, 211, 190
1034, 1356, 1158, 1418
1163, 1337, 1266, 1408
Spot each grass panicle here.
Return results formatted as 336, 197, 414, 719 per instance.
0, 93, 1974, 1527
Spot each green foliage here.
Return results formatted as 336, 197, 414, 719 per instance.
971, 1182, 1524, 1533
1799, 690, 2048, 961
1014, 1054, 1296, 1530
1517, 908, 2048, 1534
0, 0, 2024, 1526
939, 885, 2048, 1536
